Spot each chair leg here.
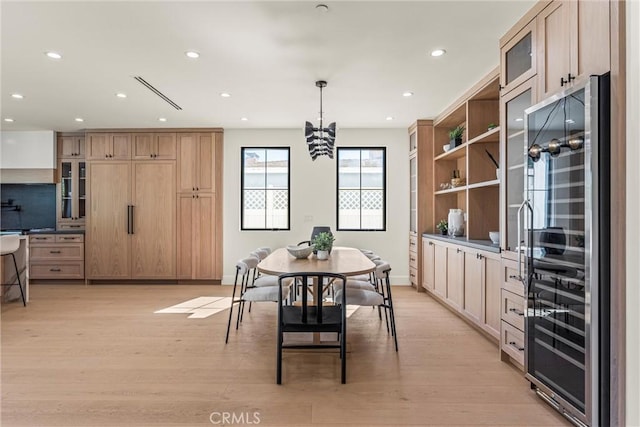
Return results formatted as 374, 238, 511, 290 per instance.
224, 301, 235, 344
276, 327, 283, 385
10, 253, 26, 307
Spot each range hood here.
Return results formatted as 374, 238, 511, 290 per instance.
0, 131, 57, 183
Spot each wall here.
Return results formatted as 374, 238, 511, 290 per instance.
222, 128, 409, 285
626, 0, 639, 423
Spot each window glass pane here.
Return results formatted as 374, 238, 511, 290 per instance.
337, 147, 385, 231
241, 147, 290, 230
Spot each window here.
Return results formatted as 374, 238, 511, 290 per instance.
336, 147, 386, 231
241, 147, 290, 230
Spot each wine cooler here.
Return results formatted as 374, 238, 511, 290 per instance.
523, 74, 610, 426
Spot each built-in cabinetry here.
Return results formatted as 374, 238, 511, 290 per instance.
132, 133, 177, 160
499, 257, 526, 367
86, 133, 131, 160
432, 69, 500, 241
86, 132, 176, 280
422, 236, 501, 340
57, 133, 86, 230
176, 132, 223, 280
408, 121, 433, 289
29, 234, 84, 279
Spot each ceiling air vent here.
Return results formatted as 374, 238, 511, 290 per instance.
133, 76, 183, 110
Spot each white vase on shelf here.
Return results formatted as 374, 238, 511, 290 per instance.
448, 209, 465, 237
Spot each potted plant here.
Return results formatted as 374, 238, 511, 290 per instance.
436, 219, 448, 235
312, 231, 335, 260
448, 125, 465, 149
487, 123, 498, 131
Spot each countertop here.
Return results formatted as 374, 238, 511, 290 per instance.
422, 233, 501, 253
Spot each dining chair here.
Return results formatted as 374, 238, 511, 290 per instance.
334, 262, 398, 351
276, 271, 347, 384
225, 257, 290, 344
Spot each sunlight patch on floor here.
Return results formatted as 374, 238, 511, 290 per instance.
155, 297, 360, 319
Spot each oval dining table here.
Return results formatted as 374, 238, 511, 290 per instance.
257, 246, 376, 345
257, 246, 376, 277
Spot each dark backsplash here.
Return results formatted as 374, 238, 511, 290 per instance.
1, 184, 56, 231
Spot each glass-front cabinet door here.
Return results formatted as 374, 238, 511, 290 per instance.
500, 20, 537, 96
58, 159, 86, 229
501, 78, 536, 259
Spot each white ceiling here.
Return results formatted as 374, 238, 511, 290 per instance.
1, 1, 534, 132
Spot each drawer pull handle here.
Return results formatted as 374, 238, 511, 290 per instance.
62, 237, 74, 240
49, 268, 61, 272
35, 237, 47, 240
49, 250, 62, 254
509, 341, 525, 351
509, 308, 525, 316
410, 241, 416, 246
429, 242, 433, 246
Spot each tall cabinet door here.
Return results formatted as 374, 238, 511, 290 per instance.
194, 193, 216, 279
537, 1, 574, 99
87, 162, 131, 278
177, 193, 194, 280
177, 133, 197, 193
131, 161, 176, 279
197, 133, 216, 192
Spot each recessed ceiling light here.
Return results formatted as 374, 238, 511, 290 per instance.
185, 51, 200, 59
402, 91, 413, 97
386, 116, 394, 121
158, 117, 167, 122
75, 118, 84, 122
4, 118, 14, 122
220, 92, 231, 98
45, 51, 62, 59
316, 4, 329, 12
430, 49, 446, 57
11, 93, 24, 99
515, 117, 523, 122
241, 117, 248, 121
116, 93, 127, 98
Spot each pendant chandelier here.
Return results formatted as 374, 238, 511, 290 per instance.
305, 80, 336, 160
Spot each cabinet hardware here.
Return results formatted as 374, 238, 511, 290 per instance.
49, 250, 61, 254
130, 205, 135, 234
196, 187, 199, 191
509, 341, 525, 351
457, 248, 461, 253
428, 241, 433, 246
127, 205, 132, 235
478, 254, 483, 260
192, 194, 195, 198
34, 237, 47, 240
150, 154, 153, 158
69, 225, 80, 228
192, 187, 195, 191
560, 77, 568, 86
196, 195, 199, 199
567, 73, 575, 83
509, 307, 525, 316
62, 237, 73, 240
49, 268, 61, 272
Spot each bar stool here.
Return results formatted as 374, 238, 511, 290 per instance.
1, 235, 27, 306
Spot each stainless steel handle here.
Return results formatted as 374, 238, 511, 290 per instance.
515, 199, 531, 283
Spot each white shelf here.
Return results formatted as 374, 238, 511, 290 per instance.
468, 179, 500, 189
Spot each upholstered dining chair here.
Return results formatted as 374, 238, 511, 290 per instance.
225, 257, 289, 344
276, 271, 347, 384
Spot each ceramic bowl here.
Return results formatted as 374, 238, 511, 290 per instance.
489, 231, 500, 244
286, 244, 314, 259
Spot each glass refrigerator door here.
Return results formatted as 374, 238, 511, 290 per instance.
525, 85, 588, 414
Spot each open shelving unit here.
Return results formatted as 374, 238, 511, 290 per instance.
432, 68, 501, 241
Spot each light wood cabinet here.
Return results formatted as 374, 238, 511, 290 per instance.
408, 120, 433, 290
132, 133, 176, 160
29, 234, 85, 280
86, 162, 132, 279
58, 135, 85, 158
176, 131, 223, 280
177, 133, 219, 193
499, 257, 526, 369
422, 237, 501, 340
537, 0, 610, 100
87, 160, 176, 280
421, 238, 435, 291
86, 133, 131, 160
500, 18, 537, 96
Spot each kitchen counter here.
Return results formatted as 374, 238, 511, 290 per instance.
28, 229, 84, 235
422, 233, 501, 254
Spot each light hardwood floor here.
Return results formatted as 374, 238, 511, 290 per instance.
1, 284, 569, 426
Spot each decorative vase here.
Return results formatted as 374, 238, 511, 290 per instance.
317, 250, 329, 260
447, 209, 465, 237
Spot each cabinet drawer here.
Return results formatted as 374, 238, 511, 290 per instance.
501, 258, 525, 297
501, 289, 525, 330
409, 251, 418, 269
409, 267, 418, 287
57, 224, 85, 231
30, 262, 84, 279
29, 235, 55, 243
30, 244, 84, 260
501, 321, 525, 366
409, 234, 418, 252
55, 234, 84, 243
